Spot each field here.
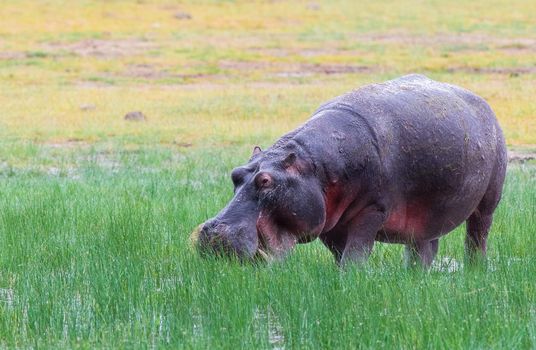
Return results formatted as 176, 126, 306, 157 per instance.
0, 0, 535, 348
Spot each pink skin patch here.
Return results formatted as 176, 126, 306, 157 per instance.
323, 184, 352, 232
256, 211, 297, 257
383, 200, 429, 239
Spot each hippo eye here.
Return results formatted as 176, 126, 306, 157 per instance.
255, 172, 273, 189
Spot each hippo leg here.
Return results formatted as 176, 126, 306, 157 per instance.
465, 163, 505, 265
319, 231, 346, 263
321, 208, 385, 266
405, 239, 439, 268
465, 211, 493, 265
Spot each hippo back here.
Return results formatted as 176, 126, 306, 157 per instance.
316, 74, 503, 193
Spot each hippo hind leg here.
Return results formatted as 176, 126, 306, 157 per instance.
465, 159, 505, 265
405, 239, 439, 268
465, 211, 493, 265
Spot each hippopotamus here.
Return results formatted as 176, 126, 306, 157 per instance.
194, 74, 507, 267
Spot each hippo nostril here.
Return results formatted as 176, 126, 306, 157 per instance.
203, 219, 219, 231
198, 220, 222, 240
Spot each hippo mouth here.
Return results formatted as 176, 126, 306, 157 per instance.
254, 239, 272, 262
255, 214, 297, 261
191, 214, 297, 262
190, 223, 231, 257
254, 226, 279, 262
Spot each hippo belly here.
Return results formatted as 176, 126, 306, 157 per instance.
380, 200, 430, 241
377, 195, 481, 243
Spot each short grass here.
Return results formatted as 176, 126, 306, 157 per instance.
0, 0, 535, 147
0, 149, 535, 348
1, 0, 536, 348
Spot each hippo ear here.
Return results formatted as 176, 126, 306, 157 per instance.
282, 152, 296, 168
252, 146, 262, 156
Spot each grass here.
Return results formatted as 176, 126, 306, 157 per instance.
0, 0, 535, 348
0, 149, 535, 348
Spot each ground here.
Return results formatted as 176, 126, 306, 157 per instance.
0, 0, 535, 348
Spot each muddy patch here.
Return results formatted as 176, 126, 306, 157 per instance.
352, 32, 536, 52
122, 64, 212, 81
433, 256, 462, 273
295, 63, 371, 75
45, 140, 90, 149
219, 60, 373, 77
43, 38, 157, 58
22, 142, 192, 180
79, 103, 96, 111
0, 51, 26, 60
173, 11, 192, 20
125, 64, 169, 79
508, 150, 536, 163
247, 46, 346, 58
75, 80, 116, 88
446, 66, 536, 75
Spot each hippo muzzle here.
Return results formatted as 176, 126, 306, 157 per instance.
193, 218, 263, 260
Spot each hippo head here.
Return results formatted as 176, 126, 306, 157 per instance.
193, 145, 327, 261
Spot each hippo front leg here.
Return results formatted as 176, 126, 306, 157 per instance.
405, 239, 439, 268
321, 207, 386, 267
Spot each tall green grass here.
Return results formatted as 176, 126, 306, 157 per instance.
0, 146, 534, 348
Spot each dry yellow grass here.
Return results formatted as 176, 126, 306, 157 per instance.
0, 0, 534, 147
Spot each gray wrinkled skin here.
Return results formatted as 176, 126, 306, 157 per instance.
195, 74, 507, 267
